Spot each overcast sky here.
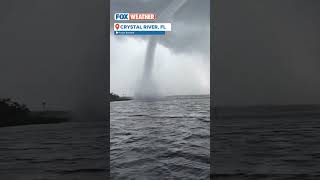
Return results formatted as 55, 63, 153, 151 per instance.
110, 0, 210, 96
0, 0, 106, 115
1, 0, 320, 109
214, 0, 320, 106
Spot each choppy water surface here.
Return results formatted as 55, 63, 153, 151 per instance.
214, 111, 320, 180
110, 95, 210, 180
0, 122, 107, 179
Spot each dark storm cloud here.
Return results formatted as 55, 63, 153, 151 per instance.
0, 0, 106, 120
110, 0, 210, 55
214, 0, 320, 106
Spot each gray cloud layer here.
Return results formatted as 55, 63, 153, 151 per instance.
3, 0, 317, 108
111, 0, 210, 55
0, 0, 106, 119
214, 0, 320, 106
110, 0, 210, 96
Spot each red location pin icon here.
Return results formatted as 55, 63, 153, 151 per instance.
115, 24, 120, 30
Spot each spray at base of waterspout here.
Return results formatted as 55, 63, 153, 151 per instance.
134, 77, 162, 100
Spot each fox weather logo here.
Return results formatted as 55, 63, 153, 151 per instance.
113, 13, 171, 35
114, 13, 156, 21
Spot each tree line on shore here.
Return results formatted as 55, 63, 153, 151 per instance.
110, 92, 132, 102
0, 98, 67, 127
0, 98, 30, 121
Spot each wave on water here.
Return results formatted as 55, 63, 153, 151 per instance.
111, 95, 210, 179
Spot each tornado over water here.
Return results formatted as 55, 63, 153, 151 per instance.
135, 0, 188, 99
134, 38, 158, 98
143, 38, 158, 79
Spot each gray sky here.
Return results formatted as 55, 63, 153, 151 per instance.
110, 0, 210, 96
215, 0, 320, 106
0, 0, 106, 115
1, 0, 319, 110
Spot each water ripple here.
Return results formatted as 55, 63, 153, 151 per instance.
111, 95, 210, 179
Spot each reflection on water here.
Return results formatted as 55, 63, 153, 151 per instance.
0, 122, 107, 180
111, 95, 210, 180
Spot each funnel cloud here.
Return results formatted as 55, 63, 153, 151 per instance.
111, 0, 210, 97
135, 0, 189, 99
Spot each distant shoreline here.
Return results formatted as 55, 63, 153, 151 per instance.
0, 111, 70, 128
110, 92, 133, 102
110, 97, 133, 102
